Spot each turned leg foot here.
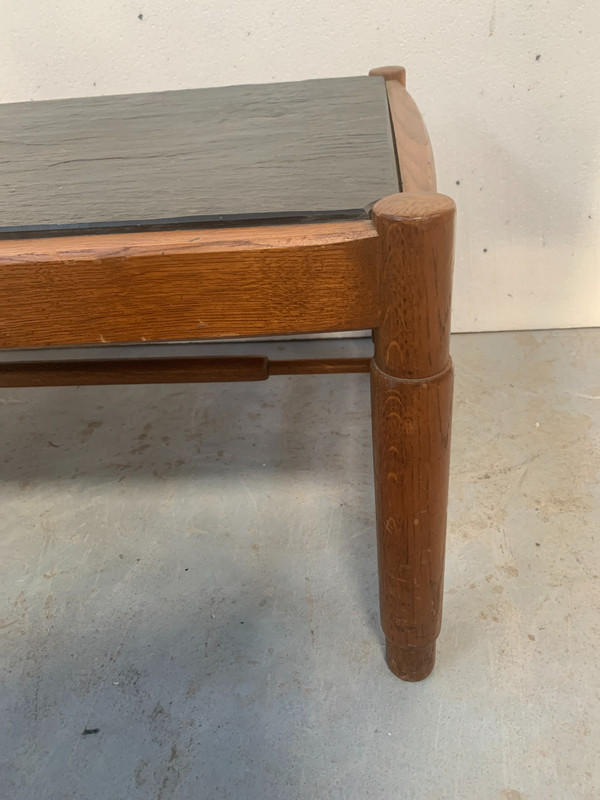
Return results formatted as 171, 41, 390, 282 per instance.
386, 640, 436, 682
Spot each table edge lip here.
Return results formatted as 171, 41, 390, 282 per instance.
0, 216, 380, 265
0, 207, 373, 242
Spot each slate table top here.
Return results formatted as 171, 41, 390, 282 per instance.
0, 76, 399, 238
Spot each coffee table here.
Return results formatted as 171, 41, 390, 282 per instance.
0, 66, 455, 681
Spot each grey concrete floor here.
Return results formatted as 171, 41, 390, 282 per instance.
1, 329, 600, 800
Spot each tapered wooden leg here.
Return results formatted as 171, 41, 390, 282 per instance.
371, 360, 453, 680
371, 192, 455, 681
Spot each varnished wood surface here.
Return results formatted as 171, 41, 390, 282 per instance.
371, 362, 453, 680
0, 355, 371, 386
369, 187, 455, 681
0, 221, 379, 348
0, 356, 268, 386
0, 77, 398, 237
368, 66, 406, 87
370, 66, 436, 193
0, 219, 376, 262
269, 357, 370, 375
372, 193, 455, 378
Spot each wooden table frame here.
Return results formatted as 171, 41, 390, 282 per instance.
0, 66, 455, 682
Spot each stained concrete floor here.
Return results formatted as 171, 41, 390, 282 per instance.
1, 329, 600, 800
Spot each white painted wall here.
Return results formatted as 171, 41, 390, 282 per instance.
2, 0, 599, 332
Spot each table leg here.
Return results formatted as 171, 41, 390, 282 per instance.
370, 192, 455, 681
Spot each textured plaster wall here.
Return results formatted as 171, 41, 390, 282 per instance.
1, 0, 599, 332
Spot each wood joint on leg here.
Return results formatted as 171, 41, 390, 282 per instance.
371, 192, 455, 681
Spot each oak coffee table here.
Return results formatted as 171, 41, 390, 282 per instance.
0, 66, 455, 681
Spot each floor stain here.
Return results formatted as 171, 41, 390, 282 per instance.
156, 744, 180, 800
80, 420, 102, 441
305, 575, 315, 646
43, 594, 55, 619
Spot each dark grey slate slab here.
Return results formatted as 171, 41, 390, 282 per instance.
0, 76, 398, 238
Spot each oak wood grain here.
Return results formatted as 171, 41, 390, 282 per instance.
0, 356, 371, 386
370, 66, 436, 193
370, 190, 455, 681
0, 221, 379, 348
372, 193, 455, 379
385, 80, 437, 193
269, 357, 370, 376
0, 356, 268, 386
371, 361, 453, 678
